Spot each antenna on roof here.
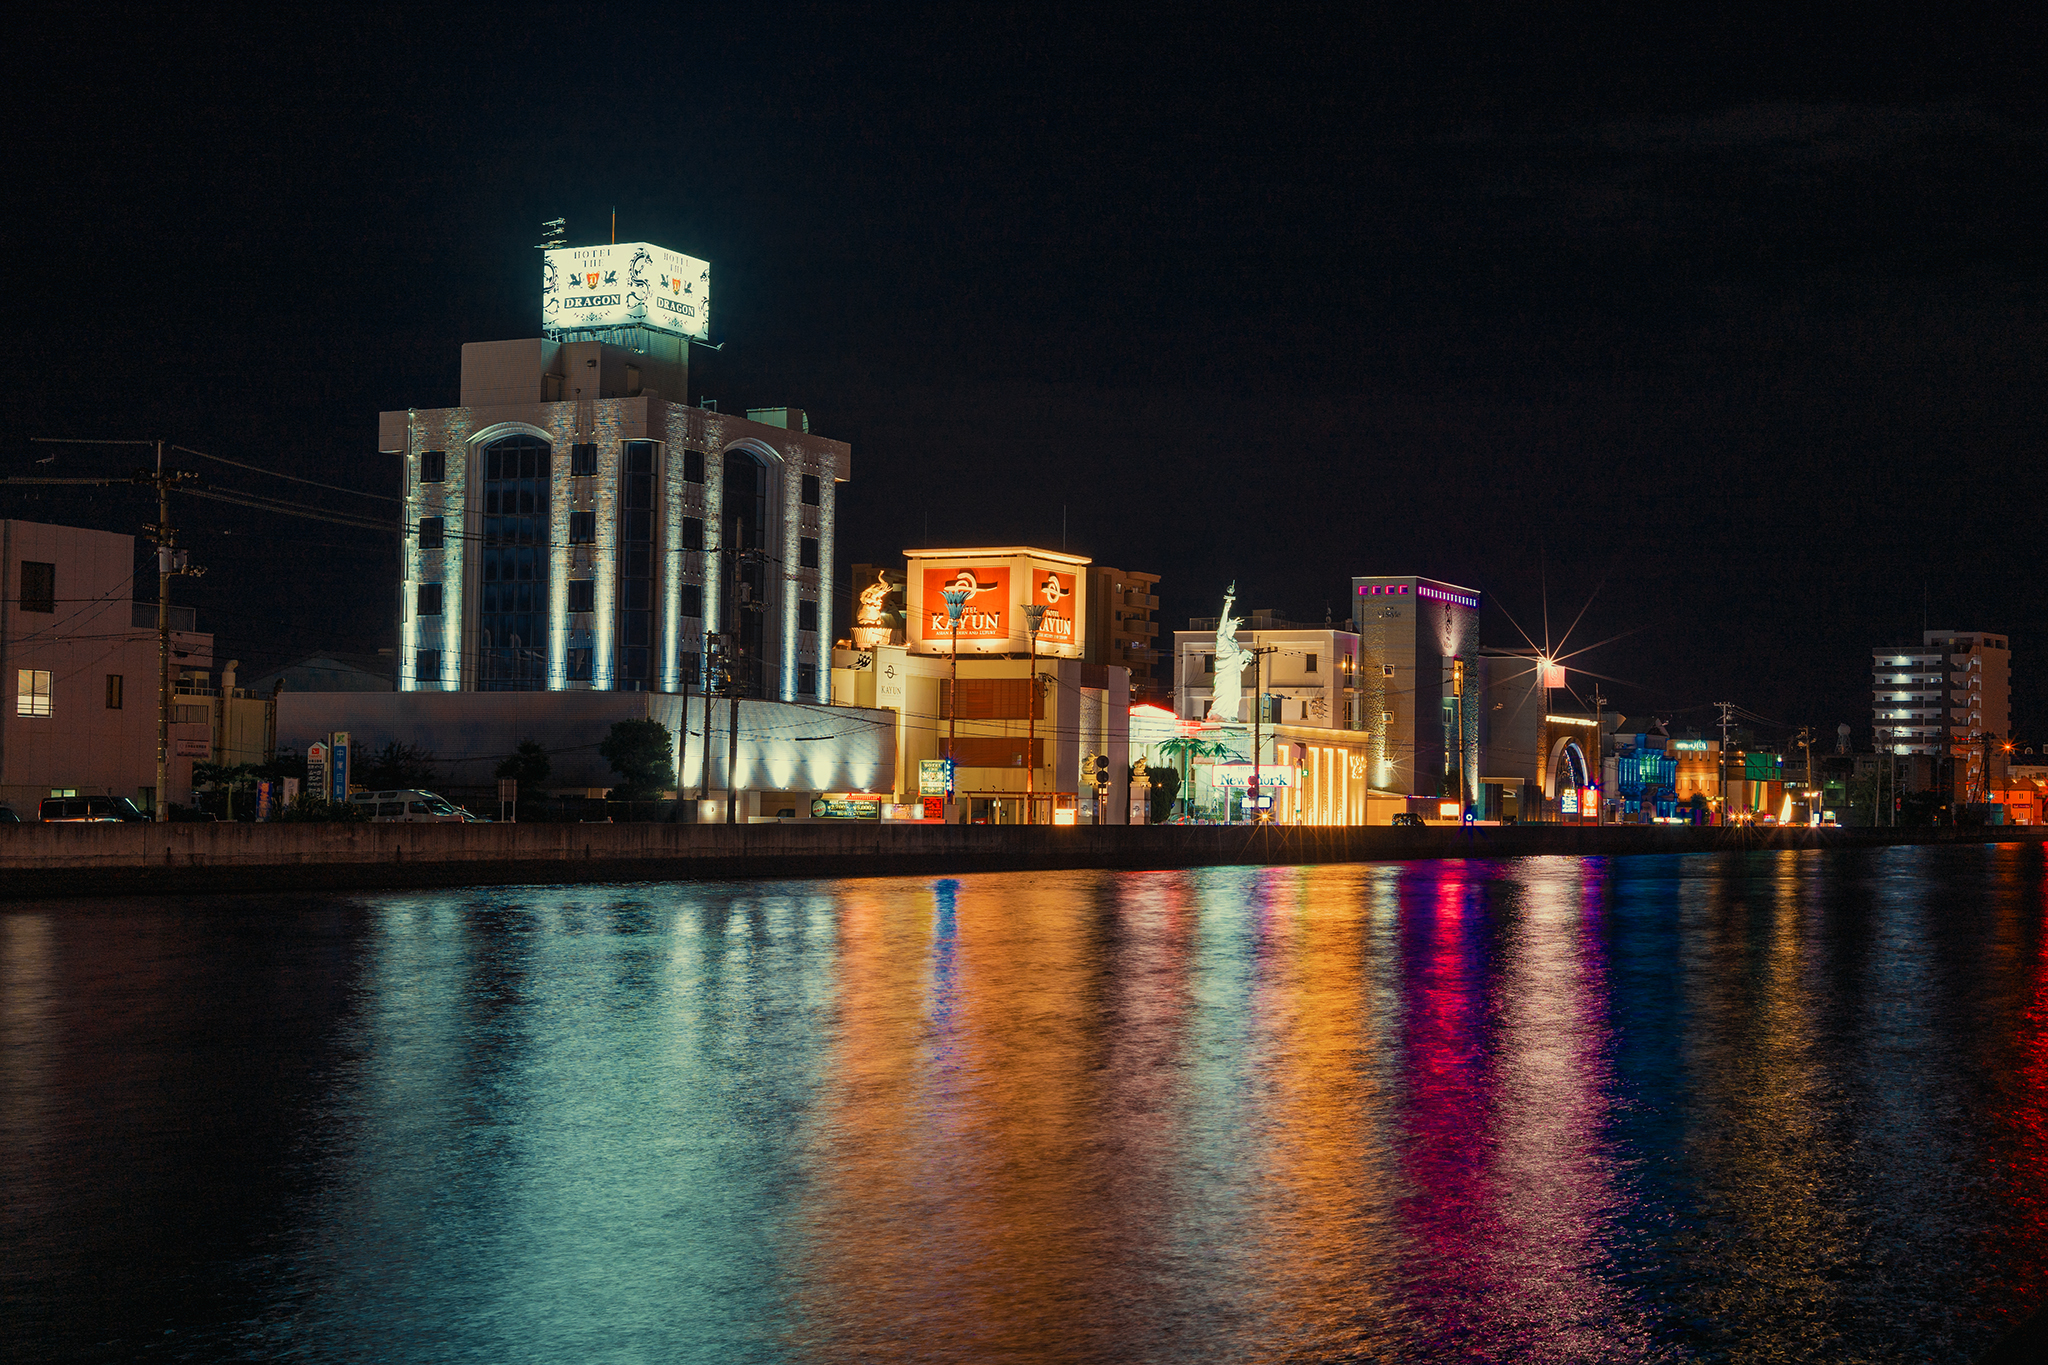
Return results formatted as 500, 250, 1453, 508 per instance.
537, 218, 566, 249
611, 207, 616, 244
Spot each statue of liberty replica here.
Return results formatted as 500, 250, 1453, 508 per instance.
1205, 582, 1250, 723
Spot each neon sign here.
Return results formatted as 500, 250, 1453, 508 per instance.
1416, 584, 1481, 609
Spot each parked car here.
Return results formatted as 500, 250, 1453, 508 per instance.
0, 803, 21, 824
347, 789, 477, 823
40, 796, 149, 823
1390, 812, 1424, 828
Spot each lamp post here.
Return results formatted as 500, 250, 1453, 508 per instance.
1023, 602, 1047, 824
942, 586, 971, 817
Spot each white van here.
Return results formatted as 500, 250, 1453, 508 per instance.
348, 789, 477, 823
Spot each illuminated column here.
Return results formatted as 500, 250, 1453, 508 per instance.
440, 422, 470, 690
817, 452, 836, 701
549, 422, 571, 689
701, 429, 724, 669
400, 419, 421, 690
592, 437, 617, 690
781, 451, 799, 701
661, 434, 683, 693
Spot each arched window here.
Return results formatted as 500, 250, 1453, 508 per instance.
720, 448, 770, 696
479, 434, 551, 691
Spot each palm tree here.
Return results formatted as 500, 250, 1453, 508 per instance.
1151, 733, 1244, 818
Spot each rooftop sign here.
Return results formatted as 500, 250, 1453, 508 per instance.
543, 243, 710, 341
1416, 583, 1481, 610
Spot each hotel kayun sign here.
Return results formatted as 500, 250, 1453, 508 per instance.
908, 549, 1085, 657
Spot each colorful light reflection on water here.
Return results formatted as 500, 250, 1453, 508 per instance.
2, 846, 2046, 1362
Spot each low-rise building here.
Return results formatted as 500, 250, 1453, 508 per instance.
831, 546, 1131, 823
2, 520, 218, 814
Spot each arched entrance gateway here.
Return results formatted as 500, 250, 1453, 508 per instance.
1550, 736, 1591, 819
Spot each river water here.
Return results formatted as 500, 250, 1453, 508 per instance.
3, 846, 2045, 1363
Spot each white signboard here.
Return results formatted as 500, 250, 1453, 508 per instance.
542, 243, 710, 341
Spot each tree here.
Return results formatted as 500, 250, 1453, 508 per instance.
192, 761, 258, 821
599, 720, 674, 800
495, 740, 552, 787
361, 741, 438, 791
1152, 733, 1242, 815
255, 748, 308, 784
1144, 763, 1181, 822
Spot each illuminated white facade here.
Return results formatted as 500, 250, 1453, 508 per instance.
382, 335, 847, 701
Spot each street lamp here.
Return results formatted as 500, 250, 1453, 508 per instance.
942, 586, 970, 814
1022, 602, 1047, 824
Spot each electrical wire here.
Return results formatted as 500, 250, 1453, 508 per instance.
171, 444, 401, 503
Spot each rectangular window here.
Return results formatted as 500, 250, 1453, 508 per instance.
682, 517, 704, 551
801, 473, 821, 506
415, 649, 441, 685
798, 662, 819, 696
799, 599, 819, 633
418, 516, 444, 550
106, 674, 123, 709
681, 583, 703, 619
679, 651, 701, 686
570, 510, 595, 543
1305, 653, 1318, 673
416, 583, 443, 616
683, 449, 705, 483
568, 580, 595, 613
419, 449, 445, 483
16, 669, 52, 717
567, 648, 593, 681
571, 442, 598, 476
800, 536, 819, 569
19, 561, 55, 613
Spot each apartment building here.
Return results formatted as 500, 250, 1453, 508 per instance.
1872, 629, 2010, 798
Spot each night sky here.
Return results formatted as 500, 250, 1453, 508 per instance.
8, 8, 2043, 743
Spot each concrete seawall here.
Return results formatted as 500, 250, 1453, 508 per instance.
5, 821, 2047, 899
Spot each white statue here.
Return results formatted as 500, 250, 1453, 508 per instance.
1206, 583, 1249, 722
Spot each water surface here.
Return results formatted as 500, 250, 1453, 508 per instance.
3, 846, 2044, 1361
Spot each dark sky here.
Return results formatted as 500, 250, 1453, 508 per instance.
7, 6, 2043, 743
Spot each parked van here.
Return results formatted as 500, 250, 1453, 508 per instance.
347, 789, 476, 823
40, 796, 149, 822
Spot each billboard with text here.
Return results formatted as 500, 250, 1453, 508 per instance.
543, 242, 711, 341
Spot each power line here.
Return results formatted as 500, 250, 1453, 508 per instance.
171, 444, 400, 502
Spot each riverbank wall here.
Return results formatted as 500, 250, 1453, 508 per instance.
6, 821, 2048, 899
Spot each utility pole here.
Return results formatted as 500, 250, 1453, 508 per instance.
1795, 725, 1814, 822
10, 440, 200, 822
698, 629, 716, 806
1247, 644, 1278, 822
1022, 604, 1047, 824
1716, 701, 1736, 825
941, 586, 970, 820
1590, 683, 1606, 824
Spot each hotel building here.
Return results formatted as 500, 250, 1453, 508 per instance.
384, 241, 847, 702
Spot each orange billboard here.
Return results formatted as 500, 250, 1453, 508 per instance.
1027, 567, 1077, 647
921, 565, 1012, 642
